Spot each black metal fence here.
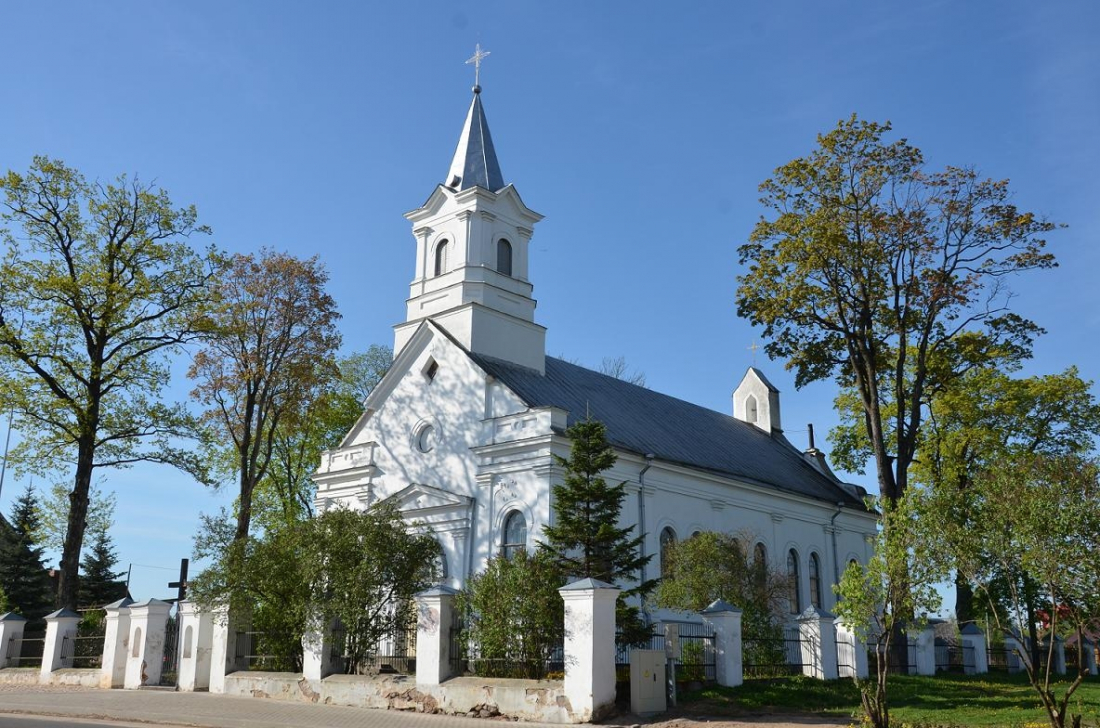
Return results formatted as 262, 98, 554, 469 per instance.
934, 642, 974, 674
987, 646, 1023, 673
61, 621, 106, 669
5, 631, 46, 668
867, 638, 917, 674
742, 626, 806, 679
234, 629, 303, 672
612, 622, 717, 683
450, 610, 564, 680
329, 612, 418, 676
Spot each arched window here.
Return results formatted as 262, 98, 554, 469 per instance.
433, 239, 449, 277
496, 239, 512, 276
746, 395, 758, 423
787, 549, 801, 614
754, 542, 767, 567
659, 527, 677, 577
809, 552, 822, 609
429, 539, 448, 583
502, 510, 527, 559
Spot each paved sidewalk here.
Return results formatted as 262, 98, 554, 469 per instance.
0, 687, 536, 728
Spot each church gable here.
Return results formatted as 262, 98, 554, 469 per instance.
386, 482, 472, 514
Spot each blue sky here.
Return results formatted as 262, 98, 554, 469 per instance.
1, 1, 1097, 608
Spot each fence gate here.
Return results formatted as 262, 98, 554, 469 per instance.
159, 614, 179, 687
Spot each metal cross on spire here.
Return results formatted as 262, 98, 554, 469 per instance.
748, 341, 760, 366
466, 43, 491, 90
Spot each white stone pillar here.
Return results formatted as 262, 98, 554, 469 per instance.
0, 612, 28, 669
124, 599, 171, 689
911, 626, 936, 676
833, 617, 869, 679
1082, 640, 1098, 676
797, 607, 838, 680
1004, 634, 1026, 673
177, 601, 214, 691
208, 604, 239, 694
559, 578, 619, 723
959, 624, 987, 675
701, 600, 742, 687
415, 585, 457, 686
100, 597, 133, 688
1052, 636, 1067, 676
41, 608, 82, 681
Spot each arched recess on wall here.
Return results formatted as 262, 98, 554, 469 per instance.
746, 394, 759, 423
496, 238, 512, 276
183, 625, 194, 659
659, 526, 677, 577
434, 239, 449, 277
132, 627, 142, 658
808, 552, 822, 609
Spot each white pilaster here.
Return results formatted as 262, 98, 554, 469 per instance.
302, 611, 336, 683
124, 599, 171, 689
208, 604, 238, 693
41, 609, 82, 681
959, 624, 987, 675
100, 598, 133, 688
178, 601, 214, 691
0, 612, 27, 669
559, 578, 619, 722
833, 616, 868, 679
701, 600, 742, 687
797, 607, 838, 680
415, 585, 457, 686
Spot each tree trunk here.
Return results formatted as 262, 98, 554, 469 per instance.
57, 438, 95, 610
955, 573, 975, 626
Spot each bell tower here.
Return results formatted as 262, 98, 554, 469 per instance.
394, 61, 546, 373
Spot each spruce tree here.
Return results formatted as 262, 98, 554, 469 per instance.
539, 417, 655, 645
79, 528, 126, 607
0, 484, 55, 620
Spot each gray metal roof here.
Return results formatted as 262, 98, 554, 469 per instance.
445, 90, 505, 192
472, 354, 868, 510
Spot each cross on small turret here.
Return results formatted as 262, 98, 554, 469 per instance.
466, 43, 491, 90
748, 341, 760, 366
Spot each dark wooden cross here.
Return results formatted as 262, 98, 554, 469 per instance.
168, 558, 189, 603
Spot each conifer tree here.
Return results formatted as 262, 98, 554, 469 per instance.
79, 528, 126, 607
539, 418, 655, 645
0, 484, 55, 619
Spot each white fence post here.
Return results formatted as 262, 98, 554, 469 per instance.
797, 607, 838, 680
100, 597, 133, 688
1003, 634, 1026, 673
0, 612, 27, 669
41, 608, 82, 682
833, 616, 868, 679
208, 604, 239, 693
301, 610, 335, 685
959, 624, 987, 675
1052, 636, 1067, 676
559, 578, 619, 722
178, 601, 214, 691
1083, 640, 1098, 676
911, 626, 936, 676
701, 599, 742, 688
415, 585, 457, 686
124, 599, 171, 689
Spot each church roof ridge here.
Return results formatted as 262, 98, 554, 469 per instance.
445, 89, 505, 193
469, 352, 868, 511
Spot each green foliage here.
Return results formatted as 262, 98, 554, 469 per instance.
538, 417, 654, 646
834, 489, 950, 728
938, 453, 1100, 728
738, 115, 1058, 505
78, 528, 127, 608
0, 484, 55, 621
35, 481, 116, 556
189, 249, 342, 545
0, 156, 217, 609
189, 502, 437, 675
457, 550, 566, 679
652, 530, 785, 644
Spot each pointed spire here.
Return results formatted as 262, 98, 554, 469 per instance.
445, 89, 506, 193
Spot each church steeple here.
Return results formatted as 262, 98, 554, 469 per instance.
394, 58, 546, 373
445, 90, 505, 193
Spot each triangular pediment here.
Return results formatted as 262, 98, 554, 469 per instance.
386, 482, 472, 514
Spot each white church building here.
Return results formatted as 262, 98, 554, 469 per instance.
313, 80, 878, 619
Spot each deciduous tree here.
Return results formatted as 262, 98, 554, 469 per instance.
189, 250, 341, 545
0, 157, 215, 609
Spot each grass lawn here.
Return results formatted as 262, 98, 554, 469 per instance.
680, 672, 1100, 726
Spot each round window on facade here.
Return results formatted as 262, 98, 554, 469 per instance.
415, 423, 435, 453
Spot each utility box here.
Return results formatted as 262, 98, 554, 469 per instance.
630, 649, 667, 716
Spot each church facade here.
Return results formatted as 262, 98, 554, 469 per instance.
313, 83, 878, 619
